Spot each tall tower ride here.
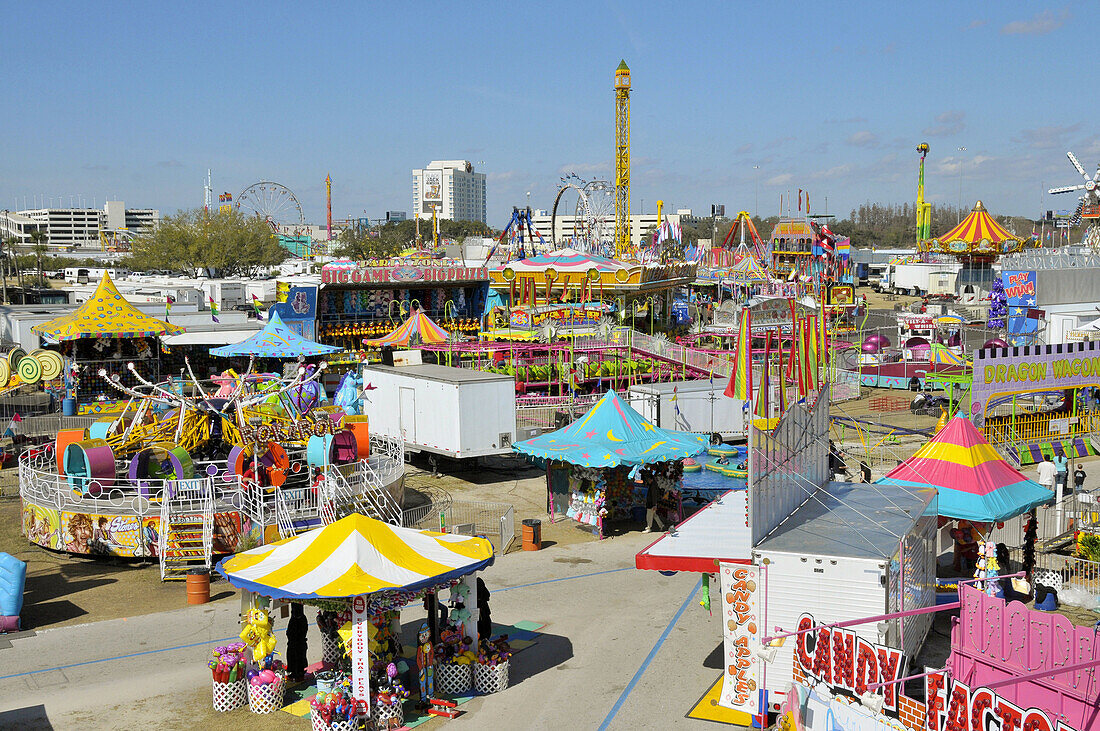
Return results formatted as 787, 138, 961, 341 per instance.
916, 143, 931, 242
326, 174, 333, 241
614, 60, 631, 259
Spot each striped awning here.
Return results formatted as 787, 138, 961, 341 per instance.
363, 312, 450, 347
877, 416, 1050, 522
216, 513, 494, 600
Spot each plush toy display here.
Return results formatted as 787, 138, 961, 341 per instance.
239, 607, 278, 665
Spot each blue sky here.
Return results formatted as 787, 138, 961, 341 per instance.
3, 2, 1097, 228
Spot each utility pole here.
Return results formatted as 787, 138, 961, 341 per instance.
956, 147, 967, 222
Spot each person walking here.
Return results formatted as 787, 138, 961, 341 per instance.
643, 479, 666, 534
1054, 452, 1069, 495
1074, 464, 1086, 494
1036, 455, 1056, 497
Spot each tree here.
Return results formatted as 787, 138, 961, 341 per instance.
334, 218, 497, 260
126, 208, 287, 276
28, 229, 48, 287
987, 275, 1007, 330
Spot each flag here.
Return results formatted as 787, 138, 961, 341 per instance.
724, 309, 752, 400
10, 413, 21, 423
165, 294, 175, 321
209, 297, 220, 324
795, 317, 810, 396
754, 332, 771, 420
251, 294, 265, 320
798, 189, 803, 212
777, 327, 788, 413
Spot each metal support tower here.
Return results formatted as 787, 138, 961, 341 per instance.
614, 60, 631, 259
916, 143, 931, 243
325, 174, 333, 241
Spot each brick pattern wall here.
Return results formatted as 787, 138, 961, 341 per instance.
790, 661, 928, 731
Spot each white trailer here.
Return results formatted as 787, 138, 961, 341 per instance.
750, 481, 937, 709
360, 363, 516, 459
627, 379, 745, 438
886, 262, 959, 296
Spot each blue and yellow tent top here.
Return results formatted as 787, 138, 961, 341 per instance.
929, 343, 967, 366
216, 513, 494, 600
512, 390, 707, 468
210, 309, 341, 358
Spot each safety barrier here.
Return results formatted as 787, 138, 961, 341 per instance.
984, 411, 1097, 447
402, 500, 516, 553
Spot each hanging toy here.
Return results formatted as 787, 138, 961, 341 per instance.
700, 573, 712, 613
239, 607, 278, 665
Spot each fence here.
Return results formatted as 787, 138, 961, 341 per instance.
983, 411, 1097, 447
14, 414, 98, 439
402, 500, 516, 553
516, 395, 601, 437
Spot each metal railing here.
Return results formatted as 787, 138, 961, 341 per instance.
402, 500, 516, 553
984, 412, 1097, 447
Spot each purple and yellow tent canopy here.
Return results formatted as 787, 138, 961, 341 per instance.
363, 311, 450, 347
877, 416, 1050, 522
512, 390, 707, 468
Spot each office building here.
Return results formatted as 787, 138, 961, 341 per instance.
412, 160, 486, 223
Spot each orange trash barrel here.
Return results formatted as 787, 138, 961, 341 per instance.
186, 568, 211, 605
521, 519, 542, 551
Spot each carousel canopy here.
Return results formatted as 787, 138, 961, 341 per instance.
210, 309, 341, 358
363, 311, 450, 347
919, 201, 1029, 256
877, 416, 1051, 522
513, 390, 707, 468
33, 273, 185, 342
496, 248, 627, 275
725, 253, 771, 284
216, 513, 495, 600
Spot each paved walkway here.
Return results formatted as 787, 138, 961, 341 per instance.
0, 529, 726, 730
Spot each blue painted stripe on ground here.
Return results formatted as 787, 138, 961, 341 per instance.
596, 577, 701, 731
494, 566, 633, 592
0, 567, 637, 681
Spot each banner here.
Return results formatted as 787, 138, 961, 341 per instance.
351, 594, 371, 713
719, 563, 765, 715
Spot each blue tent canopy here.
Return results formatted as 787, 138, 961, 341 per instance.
209, 309, 342, 359
513, 390, 707, 468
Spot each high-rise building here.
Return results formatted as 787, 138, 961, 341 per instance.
412, 160, 486, 223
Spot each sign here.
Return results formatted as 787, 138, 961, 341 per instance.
719, 563, 764, 715
422, 170, 442, 202
794, 614, 906, 713
509, 306, 605, 329
925, 675, 1080, 731
351, 595, 371, 715
322, 261, 489, 285
1002, 270, 1038, 346
830, 285, 854, 305
970, 341, 1100, 421
239, 416, 341, 444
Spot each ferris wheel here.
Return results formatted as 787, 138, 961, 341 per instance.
236, 181, 306, 230
552, 176, 615, 257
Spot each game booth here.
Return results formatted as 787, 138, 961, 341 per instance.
212, 513, 514, 725
512, 390, 707, 537
32, 273, 184, 414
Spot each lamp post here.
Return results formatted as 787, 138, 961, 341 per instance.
753, 166, 760, 217
956, 147, 967, 222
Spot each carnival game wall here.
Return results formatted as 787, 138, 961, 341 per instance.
754, 550, 889, 698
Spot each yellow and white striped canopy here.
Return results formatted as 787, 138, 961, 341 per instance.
216, 513, 494, 600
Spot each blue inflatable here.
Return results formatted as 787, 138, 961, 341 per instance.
0, 552, 27, 630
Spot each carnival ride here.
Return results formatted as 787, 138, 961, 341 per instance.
19, 357, 404, 579
614, 60, 631, 259
916, 142, 932, 243
551, 175, 615, 257
236, 181, 306, 230
1048, 151, 1100, 227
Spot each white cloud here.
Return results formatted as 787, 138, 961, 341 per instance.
1012, 124, 1082, 150
923, 111, 966, 137
1001, 8, 1068, 35
766, 173, 793, 186
846, 131, 879, 148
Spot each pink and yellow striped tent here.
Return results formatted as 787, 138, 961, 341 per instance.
363, 312, 450, 347
877, 416, 1050, 522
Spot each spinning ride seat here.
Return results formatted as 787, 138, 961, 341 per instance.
55, 428, 88, 474
227, 442, 290, 487
128, 446, 195, 493
306, 431, 358, 469
62, 440, 116, 496
342, 416, 371, 459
